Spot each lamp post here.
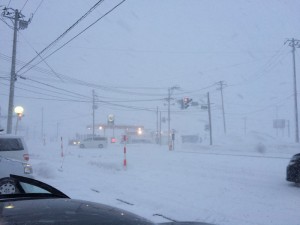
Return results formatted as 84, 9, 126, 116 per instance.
14, 106, 24, 135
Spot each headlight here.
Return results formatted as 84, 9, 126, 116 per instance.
23, 163, 33, 174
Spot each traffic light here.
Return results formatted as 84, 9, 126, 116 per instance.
182, 97, 192, 109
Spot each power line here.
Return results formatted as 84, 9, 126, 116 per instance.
224, 94, 294, 116
0, 16, 13, 29
19, 32, 64, 81
16, 80, 165, 103
0, 52, 169, 97
21, 0, 29, 11
32, 0, 44, 17
229, 45, 289, 87
19, 0, 126, 76
17, 0, 106, 74
16, 80, 90, 100
17, 76, 91, 100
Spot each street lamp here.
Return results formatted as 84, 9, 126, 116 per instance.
14, 106, 24, 135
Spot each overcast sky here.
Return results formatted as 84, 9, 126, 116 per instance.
1, 0, 300, 142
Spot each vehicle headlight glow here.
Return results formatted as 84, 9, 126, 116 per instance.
4, 203, 14, 209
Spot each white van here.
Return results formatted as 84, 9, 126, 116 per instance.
0, 134, 29, 162
79, 137, 108, 149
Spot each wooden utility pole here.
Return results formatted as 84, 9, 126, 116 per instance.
217, 81, 227, 135
285, 38, 300, 143
167, 86, 179, 149
207, 92, 213, 145
2, 8, 30, 133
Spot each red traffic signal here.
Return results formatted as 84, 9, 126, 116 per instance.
182, 97, 192, 109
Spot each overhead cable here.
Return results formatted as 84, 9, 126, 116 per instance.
17, 0, 106, 74
19, 0, 126, 76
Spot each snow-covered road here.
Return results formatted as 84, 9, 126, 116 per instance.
28, 140, 300, 225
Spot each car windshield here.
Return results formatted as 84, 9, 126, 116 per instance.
1, 1, 300, 225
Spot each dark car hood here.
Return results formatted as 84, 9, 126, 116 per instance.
0, 198, 154, 225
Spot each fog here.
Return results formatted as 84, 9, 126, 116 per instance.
1, 0, 300, 143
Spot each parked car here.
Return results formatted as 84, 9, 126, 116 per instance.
286, 153, 300, 184
0, 175, 212, 225
0, 156, 33, 179
0, 134, 29, 161
79, 136, 108, 149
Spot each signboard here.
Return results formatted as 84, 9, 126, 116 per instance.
273, 119, 285, 129
201, 105, 208, 110
205, 124, 210, 131
108, 114, 115, 125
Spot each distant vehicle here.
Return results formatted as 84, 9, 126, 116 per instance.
0, 134, 29, 161
0, 156, 33, 180
286, 153, 300, 184
0, 175, 212, 225
79, 137, 108, 149
68, 139, 80, 146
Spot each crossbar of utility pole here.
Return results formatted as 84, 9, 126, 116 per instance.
285, 38, 300, 143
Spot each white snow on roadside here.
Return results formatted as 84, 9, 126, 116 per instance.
27, 135, 300, 225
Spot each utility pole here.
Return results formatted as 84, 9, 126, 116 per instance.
41, 107, 45, 145
167, 88, 171, 147
2, 8, 31, 134
285, 38, 300, 143
167, 86, 179, 149
207, 92, 213, 145
159, 111, 162, 145
41, 108, 44, 139
156, 107, 159, 144
287, 120, 290, 138
243, 117, 247, 136
217, 81, 227, 134
92, 90, 96, 139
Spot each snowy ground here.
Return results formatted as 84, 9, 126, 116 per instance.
27, 136, 300, 225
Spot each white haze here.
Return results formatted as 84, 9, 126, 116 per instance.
0, 0, 300, 143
